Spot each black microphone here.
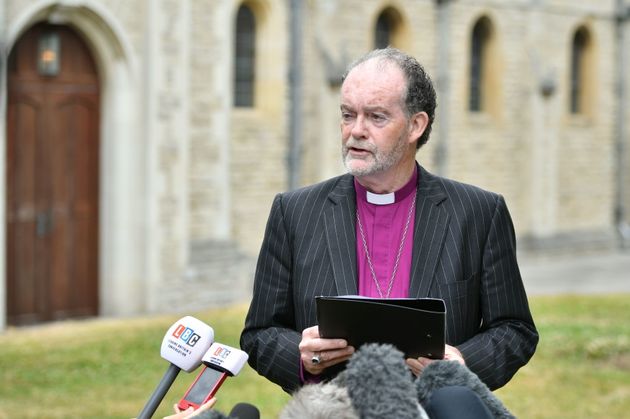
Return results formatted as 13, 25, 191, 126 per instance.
137, 316, 214, 419
415, 360, 514, 418
188, 402, 259, 419
228, 402, 260, 419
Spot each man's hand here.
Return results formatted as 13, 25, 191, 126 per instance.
405, 344, 465, 377
298, 325, 355, 375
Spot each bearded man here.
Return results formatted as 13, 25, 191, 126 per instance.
240, 48, 538, 394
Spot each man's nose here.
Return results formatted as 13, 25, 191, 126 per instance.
350, 115, 368, 139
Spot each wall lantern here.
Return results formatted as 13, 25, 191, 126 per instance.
38, 31, 60, 76
539, 73, 557, 98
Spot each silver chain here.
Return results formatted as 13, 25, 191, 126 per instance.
356, 190, 417, 298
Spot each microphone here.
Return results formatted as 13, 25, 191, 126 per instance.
177, 342, 249, 411
343, 343, 422, 419
415, 360, 514, 418
228, 402, 260, 419
281, 343, 426, 419
183, 402, 260, 419
137, 316, 214, 419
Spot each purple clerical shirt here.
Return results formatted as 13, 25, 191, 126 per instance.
354, 166, 418, 298
300, 167, 418, 383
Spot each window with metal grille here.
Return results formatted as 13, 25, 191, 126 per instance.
375, 12, 392, 49
570, 28, 588, 114
469, 18, 490, 112
234, 5, 255, 107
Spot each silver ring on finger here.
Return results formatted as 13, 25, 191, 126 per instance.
311, 353, 321, 365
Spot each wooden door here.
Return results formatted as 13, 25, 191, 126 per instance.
6, 23, 100, 325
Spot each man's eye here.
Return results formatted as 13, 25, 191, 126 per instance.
341, 112, 355, 121
371, 114, 387, 122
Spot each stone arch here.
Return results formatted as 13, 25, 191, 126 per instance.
569, 23, 597, 117
1, 1, 147, 329
371, 4, 411, 52
468, 13, 502, 118
232, 0, 283, 113
233, 3, 257, 107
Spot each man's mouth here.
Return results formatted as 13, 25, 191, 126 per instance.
347, 147, 371, 158
347, 146, 371, 155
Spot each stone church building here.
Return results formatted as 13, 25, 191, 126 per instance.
1, 0, 629, 329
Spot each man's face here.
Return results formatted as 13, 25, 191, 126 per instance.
340, 60, 413, 177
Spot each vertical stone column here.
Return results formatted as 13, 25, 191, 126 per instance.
145, 0, 191, 311
616, 0, 630, 245
188, 0, 231, 241
0, 0, 7, 330
528, 3, 559, 238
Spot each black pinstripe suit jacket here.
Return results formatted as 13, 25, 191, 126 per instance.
240, 164, 538, 393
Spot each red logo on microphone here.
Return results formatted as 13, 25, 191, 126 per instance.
173, 324, 201, 347
213, 346, 231, 359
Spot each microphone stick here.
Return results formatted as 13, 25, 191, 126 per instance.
137, 363, 181, 419
138, 316, 214, 419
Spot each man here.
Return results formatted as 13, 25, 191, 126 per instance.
240, 48, 538, 394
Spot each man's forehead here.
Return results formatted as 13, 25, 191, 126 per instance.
341, 60, 405, 105
345, 58, 403, 82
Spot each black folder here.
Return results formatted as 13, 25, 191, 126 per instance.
316, 295, 446, 359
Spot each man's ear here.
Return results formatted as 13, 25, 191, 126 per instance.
408, 111, 429, 145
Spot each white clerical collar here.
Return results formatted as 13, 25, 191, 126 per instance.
366, 191, 395, 205
354, 165, 419, 206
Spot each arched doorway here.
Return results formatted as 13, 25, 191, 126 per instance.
6, 22, 100, 325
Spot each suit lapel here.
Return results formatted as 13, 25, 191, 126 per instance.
324, 175, 358, 295
409, 166, 450, 297
323, 167, 449, 297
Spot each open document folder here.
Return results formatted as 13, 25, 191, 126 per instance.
316, 295, 446, 359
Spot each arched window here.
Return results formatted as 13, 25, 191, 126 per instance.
373, 7, 406, 49
570, 27, 591, 114
469, 17, 492, 112
234, 4, 256, 107
374, 11, 393, 49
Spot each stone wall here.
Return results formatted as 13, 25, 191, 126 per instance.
1, 0, 628, 321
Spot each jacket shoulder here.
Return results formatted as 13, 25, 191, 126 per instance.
279, 174, 353, 206
439, 176, 500, 201
420, 167, 502, 212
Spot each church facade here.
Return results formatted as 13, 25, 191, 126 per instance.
1, 0, 629, 329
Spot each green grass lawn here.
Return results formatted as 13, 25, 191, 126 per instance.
1, 295, 629, 418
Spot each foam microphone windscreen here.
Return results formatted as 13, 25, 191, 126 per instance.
228, 402, 260, 419
342, 343, 424, 419
415, 360, 515, 419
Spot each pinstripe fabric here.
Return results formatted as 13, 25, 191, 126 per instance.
240, 164, 538, 393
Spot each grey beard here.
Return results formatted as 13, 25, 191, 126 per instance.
342, 139, 407, 177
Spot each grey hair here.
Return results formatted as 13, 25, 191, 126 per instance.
341, 47, 437, 148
